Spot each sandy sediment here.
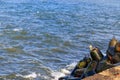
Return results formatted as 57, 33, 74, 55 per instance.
83, 65, 120, 80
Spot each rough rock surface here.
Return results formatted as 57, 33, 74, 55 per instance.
83, 65, 120, 80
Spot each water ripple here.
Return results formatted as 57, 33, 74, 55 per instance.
0, 0, 120, 79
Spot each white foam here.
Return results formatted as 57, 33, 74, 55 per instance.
13, 28, 23, 32
51, 62, 77, 80
60, 69, 70, 75
66, 62, 77, 70
16, 72, 51, 80
51, 71, 66, 80
16, 72, 40, 79
16, 62, 77, 80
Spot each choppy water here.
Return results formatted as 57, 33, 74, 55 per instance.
0, 0, 120, 80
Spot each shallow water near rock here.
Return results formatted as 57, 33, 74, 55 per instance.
0, 0, 120, 80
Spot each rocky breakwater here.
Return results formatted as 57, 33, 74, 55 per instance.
59, 37, 120, 80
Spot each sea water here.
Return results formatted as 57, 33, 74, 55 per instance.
0, 0, 120, 80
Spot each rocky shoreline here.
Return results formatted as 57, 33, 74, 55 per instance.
59, 37, 120, 80
83, 65, 120, 80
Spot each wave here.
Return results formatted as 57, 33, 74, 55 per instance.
16, 72, 40, 79
16, 72, 50, 80
14, 62, 76, 80
51, 62, 77, 80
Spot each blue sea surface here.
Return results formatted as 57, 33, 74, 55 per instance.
0, 0, 120, 80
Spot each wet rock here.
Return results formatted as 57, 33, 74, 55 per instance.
74, 68, 85, 77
